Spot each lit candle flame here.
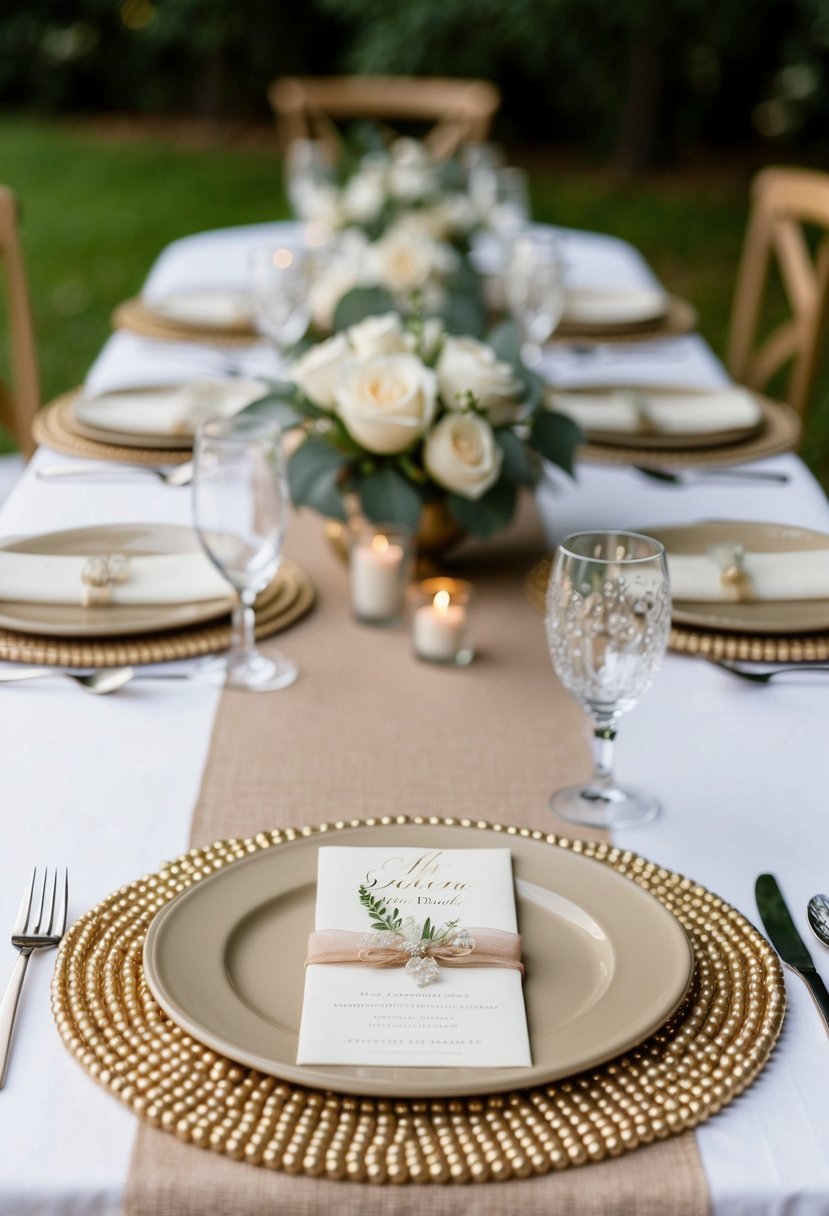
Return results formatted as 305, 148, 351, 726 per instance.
433, 589, 451, 616
371, 534, 390, 554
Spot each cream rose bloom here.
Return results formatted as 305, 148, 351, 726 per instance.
289, 333, 350, 410
437, 336, 523, 425
424, 412, 503, 500
347, 313, 409, 359
342, 168, 385, 224
336, 354, 437, 454
370, 227, 456, 295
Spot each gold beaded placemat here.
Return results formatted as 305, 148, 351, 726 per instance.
32, 393, 194, 465
527, 558, 829, 663
0, 559, 314, 666
51, 817, 784, 1185
578, 397, 800, 468
113, 298, 258, 346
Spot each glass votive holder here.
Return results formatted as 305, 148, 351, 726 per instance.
347, 520, 413, 626
411, 578, 475, 666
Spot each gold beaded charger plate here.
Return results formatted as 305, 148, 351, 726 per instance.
577, 396, 800, 468
0, 524, 233, 637
142, 821, 694, 1099
51, 818, 785, 1183
33, 393, 193, 465
113, 296, 257, 345
0, 558, 313, 666
648, 520, 829, 634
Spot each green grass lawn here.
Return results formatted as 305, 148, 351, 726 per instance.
2, 114, 827, 482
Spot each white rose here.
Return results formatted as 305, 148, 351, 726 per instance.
290, 333, 350, 410
308, 262, 360, 331
370, 227, 436, 294
336, 354, 437, 454
437, 336, 523, 425
347, 313, 409, 359
424, 412, 503, 500
295, 182, 343, 230
342, 169, 385, 223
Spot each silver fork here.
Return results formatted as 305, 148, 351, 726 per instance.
0, 868, 69, 1087
36, 461, 193, 487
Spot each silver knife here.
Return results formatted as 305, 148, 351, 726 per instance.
756, 873, 829, 1036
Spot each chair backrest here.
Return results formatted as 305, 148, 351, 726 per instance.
269, 75, 500, 160
728, 166, 829, 418
0, 187, 39, 457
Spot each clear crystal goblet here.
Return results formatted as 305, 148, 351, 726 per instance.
545, 530, 671, 828
193, 414, 298, 692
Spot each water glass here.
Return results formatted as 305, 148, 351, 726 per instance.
248, 245, 314, 352
505, 229, 566, 365
545, 530, 671, 828
193, 414, 298, 692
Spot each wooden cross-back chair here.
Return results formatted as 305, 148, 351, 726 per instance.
0, 187, 39, 457
269, 75, 500, 161
728, 166, 829, 419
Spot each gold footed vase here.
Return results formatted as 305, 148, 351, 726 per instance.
325, 499, 466, 569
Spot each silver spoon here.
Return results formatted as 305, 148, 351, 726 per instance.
807, 894, 829, 948
708, 659, 829, 684
0, 666, 137, 694
37, 461, 193, 487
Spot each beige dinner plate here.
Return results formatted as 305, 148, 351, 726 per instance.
555, 293, 696, 340
0, 523, 233, 638
561, 288, 668, 329
149, 288, 254, 333
549, 386, 763, 450
143, 822, 694, 1099
649, 520, 829, 634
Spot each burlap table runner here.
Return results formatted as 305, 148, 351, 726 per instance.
125, 496, 710, 1215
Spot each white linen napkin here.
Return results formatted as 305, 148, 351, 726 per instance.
0, 551, 230, 606
562, 288, 668, 327
548, 388, 761, 436
668, 549, 829, 601
148, 288, 252, 329
75, 379, 268, 439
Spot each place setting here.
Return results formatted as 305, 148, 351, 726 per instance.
0, 416, 314, 679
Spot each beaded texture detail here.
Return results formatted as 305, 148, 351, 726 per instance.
51, 817, 785, 1185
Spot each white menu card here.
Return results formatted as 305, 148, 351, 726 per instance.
296, 846, 532, 1068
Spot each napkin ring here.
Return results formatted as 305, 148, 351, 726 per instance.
81, 553, 131, 606
710, 543, 754, 602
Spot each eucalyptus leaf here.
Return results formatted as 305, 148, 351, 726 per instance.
242, 393, 302, 429
487, 320, 523, 366
333, 286, 396, 330
287, 438, 348, 520
494, 428, 536, 485
530, 410, 583, 476
359, 466, 423, 530
437, 290, 488, 338
448, 478, 517, 537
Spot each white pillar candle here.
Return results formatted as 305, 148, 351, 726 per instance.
413, 589, 467, 661
350, 534, 405, 621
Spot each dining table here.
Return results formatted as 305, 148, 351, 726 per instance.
0, 219, 828, 1216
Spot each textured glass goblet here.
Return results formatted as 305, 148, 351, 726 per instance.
193, 414, 298, 692
545, 530, 671, 828
505, 229, 565, 366
248, 245, 314, 353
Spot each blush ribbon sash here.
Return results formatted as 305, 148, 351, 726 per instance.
306, 927, 524, 973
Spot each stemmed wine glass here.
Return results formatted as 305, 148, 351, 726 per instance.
505, 229, 566, 366
248, 245, 315, 354
193, 414, 298, 692
545, 530, 671, 828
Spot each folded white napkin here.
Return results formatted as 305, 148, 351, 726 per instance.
562, 288, 668, 327
549, 388, 761, 436
0, 551, 230, 606
75, 379, 268, 439
669, 549, 829, 601
148, 289, 253, 329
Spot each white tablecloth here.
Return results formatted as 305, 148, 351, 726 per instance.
0, 223, 827, 1215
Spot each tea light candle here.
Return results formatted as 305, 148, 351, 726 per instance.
350, 532, 406, 623
414, 588, 468, 662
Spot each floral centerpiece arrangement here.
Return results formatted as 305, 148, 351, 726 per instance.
251, 309, 580, 540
